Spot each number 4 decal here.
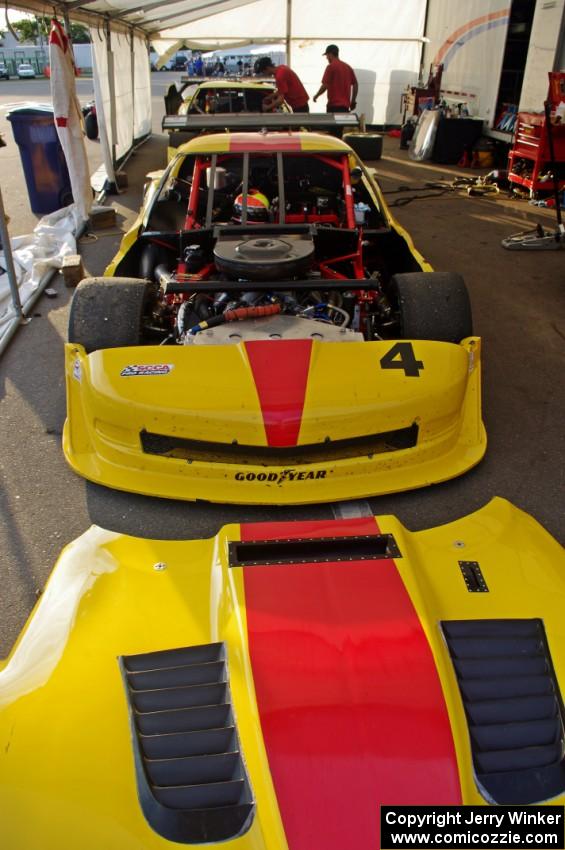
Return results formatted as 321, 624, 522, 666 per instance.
380, 342, 424, 377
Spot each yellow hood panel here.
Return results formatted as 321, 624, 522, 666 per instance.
1, 500, 564, 849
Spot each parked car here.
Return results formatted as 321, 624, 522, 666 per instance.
0, 63, 10, 80
17, 63, 35, 79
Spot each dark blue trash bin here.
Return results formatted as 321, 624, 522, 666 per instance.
7, 105, 73, 215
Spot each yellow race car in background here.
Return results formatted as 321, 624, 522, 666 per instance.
1, 499, 564, 848
164, 76, 285, 160
64, 122, 485, 504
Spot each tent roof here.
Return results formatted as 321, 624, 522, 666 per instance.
9, 0, 426, 51
9, 0, 279, 43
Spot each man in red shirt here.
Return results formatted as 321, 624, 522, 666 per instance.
254, 56, 310, 113
313, 44, 358, 113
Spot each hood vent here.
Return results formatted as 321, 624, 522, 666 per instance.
442, 619, 565, 804
229, 533, 401, 566
120, 642, 254, 843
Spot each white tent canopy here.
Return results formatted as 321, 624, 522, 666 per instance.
13, 0, 427, 181
152, 0, 427, 124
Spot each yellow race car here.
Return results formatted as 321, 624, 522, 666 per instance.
1, 499, 564, 848
64, 123, 485, 504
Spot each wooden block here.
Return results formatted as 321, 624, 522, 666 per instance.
115, 171, 128, 189
61, 254, 85, 288
89, 206, 117, 230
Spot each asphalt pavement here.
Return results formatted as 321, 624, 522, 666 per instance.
0, 75, 563, 657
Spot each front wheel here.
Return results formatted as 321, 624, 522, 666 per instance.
390, 271, 473, 343
69, 276, 153, 353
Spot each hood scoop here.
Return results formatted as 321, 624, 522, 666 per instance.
442, 619, 565, 805
120, 642, 254, 844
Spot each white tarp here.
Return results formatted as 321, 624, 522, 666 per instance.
0, 206, 76, 335
49, 19, 92, 223
90, 27, 152, 187
422, 0, 510, 126
152, 0, 426, 124
91, 27, 116, 186
133, 34, 152, 139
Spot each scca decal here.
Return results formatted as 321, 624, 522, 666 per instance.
120, 364, 174, 377
235, 470, 327, 483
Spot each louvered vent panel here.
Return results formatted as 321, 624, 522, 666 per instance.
442, 619, 565, 804
121, 642, 254, 843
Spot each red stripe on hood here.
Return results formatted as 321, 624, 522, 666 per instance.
241, 518, 462, 850
245, 339, 312, 447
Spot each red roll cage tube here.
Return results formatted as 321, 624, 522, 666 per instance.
182, 151, 365, 279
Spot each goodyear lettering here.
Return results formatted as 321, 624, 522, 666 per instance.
235, 470, 327, 483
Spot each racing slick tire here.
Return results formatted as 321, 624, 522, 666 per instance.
69, 276, 153, 353
391, 271, 473, 343
343, 132, 383, 161
84, 110, 98, 140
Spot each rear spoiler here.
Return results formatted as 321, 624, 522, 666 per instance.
162, 112, 360, 132
180, 75, 273, 84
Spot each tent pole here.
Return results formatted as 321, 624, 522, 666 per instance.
0, 187, 24, 321
420, 0, 429, 79
105, 16, 119, 176
286, 0, 291, 63
62, 8, 79, 66
130, 28, 135, 143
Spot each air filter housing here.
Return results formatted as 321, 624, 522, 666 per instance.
214, 233, 315, 280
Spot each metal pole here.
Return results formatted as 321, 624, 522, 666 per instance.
0, 187, 24, 320
544, 100, 564, 238
105, 17, 119, 177
130, 28, 135, 143
286, 0, 292, 63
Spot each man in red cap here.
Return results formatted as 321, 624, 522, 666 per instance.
255, 56, 310, 113
313, 44, 358, 113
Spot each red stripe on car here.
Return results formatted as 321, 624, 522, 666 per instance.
241, 517, 462, 849
229, 133, 303, 152
245, 339, 312, 447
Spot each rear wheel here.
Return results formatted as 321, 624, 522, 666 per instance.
390, 271, 473, 343
68, 276, 153, 353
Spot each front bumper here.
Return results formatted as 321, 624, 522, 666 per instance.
63, 337, 486, 504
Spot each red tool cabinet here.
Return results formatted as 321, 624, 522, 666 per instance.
508, 72, 565, 196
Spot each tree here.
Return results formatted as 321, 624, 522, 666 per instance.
11, 17, 90, 45
70, 23, 91, 44
11, 18, 47, 44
